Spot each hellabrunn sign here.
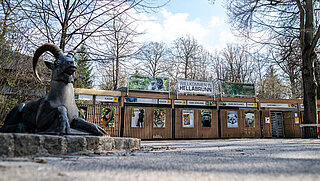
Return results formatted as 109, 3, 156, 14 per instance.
177, 80, 213, 95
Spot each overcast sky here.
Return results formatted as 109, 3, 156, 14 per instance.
138, 0, 236, 50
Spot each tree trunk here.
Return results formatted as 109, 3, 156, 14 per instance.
0, 14, 9, 49
289, 75, 297, 98
315, 59, 320, 100
60, 0, 70, 51
114, 47, 119, 90
301, 0, 318, 138
302, 50, 318, 138
115, 57, 119, 90
185, 57, 189, 79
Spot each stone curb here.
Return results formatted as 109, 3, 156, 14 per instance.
0, 133, 140, 157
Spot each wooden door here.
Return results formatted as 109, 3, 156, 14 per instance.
283, 112, 301, 138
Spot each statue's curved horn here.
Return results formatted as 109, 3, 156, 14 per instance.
33, 43, 63, 81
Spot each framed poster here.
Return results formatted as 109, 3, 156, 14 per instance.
78, 106, 87, 120
265, 117, 270, 123
227, 111, 238, 128
245, 112, 255, 128
132, 108, 145, 128
201, 110, 212, 128
100, 107, 115, 128
182, 110, 194, 128
154, 109, 166, 128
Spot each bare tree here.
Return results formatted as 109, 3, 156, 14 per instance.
272, 37, 302, 98
94, 8, 142, 90
171, 35, 202, 79
98, 65, 127, 90
135, 41, 168, 78
0, 0, 48, 124
219, 44, 256, 83
192, 47, 214, 81
19, 0, 164, 51
227, 0, 320, 137
257, 65, 290, 99
0, 0, 32, 53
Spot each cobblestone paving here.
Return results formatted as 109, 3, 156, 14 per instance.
1, 139, 320, 181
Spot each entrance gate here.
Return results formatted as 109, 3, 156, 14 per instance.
271, 112, 284, 137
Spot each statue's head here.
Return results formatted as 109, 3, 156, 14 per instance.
33, 44, 77, 83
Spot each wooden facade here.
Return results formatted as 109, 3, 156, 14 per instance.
74, 88, 311, 139
283, 111, 301, 138
220, 110, 261, 138
123, 106, 172, 139
78, 104, 121, 137
261, 110, 272, 138
174, 108, 219, 139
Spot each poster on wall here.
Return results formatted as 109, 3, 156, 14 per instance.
182, 110, 194, 128
221, 82, 255, 97
245, 112, 255, 128
265, 117, 270, 123
132, 108, 145, 128
201, 110, 212, 128
78, 106, 87, 120
100, 107, 115, 128
128, 76, 169, 92
153, 109, 166, 128
227, 111, 238, 128
294, 113, 300, 124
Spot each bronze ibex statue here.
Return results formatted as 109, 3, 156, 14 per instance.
0, 44, 106, 136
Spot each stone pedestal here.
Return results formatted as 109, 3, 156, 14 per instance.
0, 133, 140, 157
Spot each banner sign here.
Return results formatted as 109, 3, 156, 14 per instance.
219, 102, 257, 108
177, 80, 213, 95
174, 100, 187, 105
221, 82, 255, 97
125, 97, 158, 104
260, 103, 293, 108
128, 75, 169, 92
174, 100, 215, 106
219, 102, 247, 107
246, 103, 258, 107
125, 98, 171, 105
158, 99, 171, 105
96, 96, 118, 102
75, 94, 92, 101
187, 101, 216, 106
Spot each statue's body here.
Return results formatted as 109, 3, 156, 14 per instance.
0, 44, 105, 136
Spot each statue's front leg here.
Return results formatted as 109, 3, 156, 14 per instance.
57, 106, 71, 134
35, 105, 70, 134
70, 118, 106, 136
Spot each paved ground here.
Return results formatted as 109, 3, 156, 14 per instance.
1, 139, 320, 181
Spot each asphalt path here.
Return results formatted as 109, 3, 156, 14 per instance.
1, 139, 320, 181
